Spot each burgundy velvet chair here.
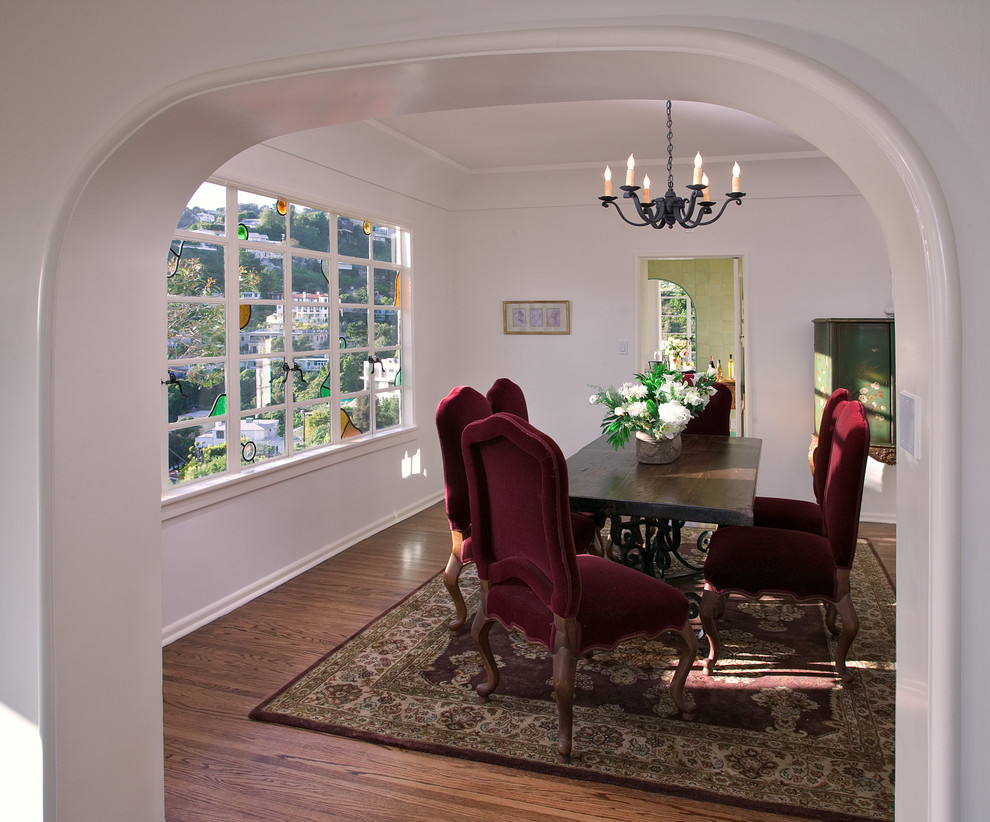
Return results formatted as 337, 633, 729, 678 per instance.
751, 388, 850, 535
461, 413, 697, 762
486, 377, 606, 556
683, 381, 733, 436
699, 400, 870, 683
436, 385, 599, 633
486, 377, 529, 419
436, 386, 493, 632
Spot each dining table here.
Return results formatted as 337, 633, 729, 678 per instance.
566, 433, 762, 581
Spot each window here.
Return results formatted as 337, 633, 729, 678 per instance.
164, 181, 409, 491
657, 280, 697, 365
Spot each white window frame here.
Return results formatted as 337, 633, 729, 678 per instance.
162, 179, 413, 509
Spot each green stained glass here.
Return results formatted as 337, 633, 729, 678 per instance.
209, 394, 227, 417
237, 223, 249, 240
319, 372, 332, 398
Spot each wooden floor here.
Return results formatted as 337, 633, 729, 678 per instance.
163, 502, 895, 822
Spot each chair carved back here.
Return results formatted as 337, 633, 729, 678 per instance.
435, 386, 492, 534
486, 378, 529, 421
813, 388, 851, 505
822, 400, 871, 569
684, 381, 733, 436
462, 412, 581, 619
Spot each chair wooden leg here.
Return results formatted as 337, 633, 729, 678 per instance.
552, 616, 578, 763
834, 592, 860, 684
443, 531, 468, 632
664, 622, 698, 718
471, 602, 500, 699
700, 585, 723, 676
824, 601, 839, 635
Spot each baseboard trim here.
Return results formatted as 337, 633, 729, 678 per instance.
162, 491, 445, 645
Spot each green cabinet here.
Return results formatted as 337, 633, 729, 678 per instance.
813, 318, 895, 447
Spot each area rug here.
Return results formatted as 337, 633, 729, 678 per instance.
251, 540, 895, 822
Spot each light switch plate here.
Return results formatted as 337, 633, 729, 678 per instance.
898, 390, 919, 460
617, 340, 628, 355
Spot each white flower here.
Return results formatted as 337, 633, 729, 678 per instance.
589, 393, 600, 405
626, 401, 649, 418
618, 381, 647, 399
614, 406, 627, 416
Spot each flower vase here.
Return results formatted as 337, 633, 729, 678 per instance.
635, 431, 682, 464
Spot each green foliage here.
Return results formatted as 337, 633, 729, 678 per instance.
179, 443, 227, 481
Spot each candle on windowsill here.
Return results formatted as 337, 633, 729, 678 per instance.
626, 154, 635, 186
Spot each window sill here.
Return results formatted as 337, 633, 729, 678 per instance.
162, 425, 419, 521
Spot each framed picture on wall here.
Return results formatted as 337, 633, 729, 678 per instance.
503, 300, 570, 334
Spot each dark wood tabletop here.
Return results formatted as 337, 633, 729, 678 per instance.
566, 433, 762, 526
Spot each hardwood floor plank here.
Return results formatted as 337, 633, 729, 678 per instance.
164, 501, 893, 821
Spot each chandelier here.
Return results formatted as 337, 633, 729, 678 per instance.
599, 101, 745, 229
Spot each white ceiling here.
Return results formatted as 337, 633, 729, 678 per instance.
371, 99, 819, 172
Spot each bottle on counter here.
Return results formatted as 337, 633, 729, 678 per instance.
716, 359, 723, 381
728, 354, 734, 380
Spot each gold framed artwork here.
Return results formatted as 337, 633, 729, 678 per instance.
503, 301, 570, 335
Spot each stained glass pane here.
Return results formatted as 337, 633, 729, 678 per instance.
240, 248, 284, 300
293, 401, 334, 452
375, 389, 401, 431
374, 268, 399, 306
340, 307, 369, 349
240, 411, 285, 467
289, 205, 330, 253
291, 255, 329, 298
339, 263, 368, 303
168, 423, 227, 486
372, 225, 398, 263
239, 358, 284, 411
372, 350, 400, 387
168, 242, 224, 297
238, 305, 282, 356
341, 396, 369, 435
238, 191, 284, 244
338, 216, 370, 259
167, 303, 225, 360
177, 181, 226, 235
168, 363, 226, 422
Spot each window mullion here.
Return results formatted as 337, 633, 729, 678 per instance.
225, 185, 240, 477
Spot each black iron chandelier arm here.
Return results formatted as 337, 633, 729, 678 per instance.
676, 192, 745, 229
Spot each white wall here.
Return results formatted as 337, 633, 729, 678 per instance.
449, 156, 894, 517
161, 139, 459, 638
2, 4, 986, 822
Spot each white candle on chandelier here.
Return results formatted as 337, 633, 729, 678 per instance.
732, 162, 741, 193
693, 152, 704, 186
626, 154, 636, 186
642, 174, 651, 202
604, 166, 612, 197
701, 173, 710, 202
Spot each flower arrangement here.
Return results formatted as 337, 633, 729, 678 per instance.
590, 361, 719, 450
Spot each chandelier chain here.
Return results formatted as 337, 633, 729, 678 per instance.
666, 100, 674, 190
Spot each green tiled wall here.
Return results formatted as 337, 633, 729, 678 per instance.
648, 258, 736, 369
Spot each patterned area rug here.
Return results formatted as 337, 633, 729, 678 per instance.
251, 539, 895, 822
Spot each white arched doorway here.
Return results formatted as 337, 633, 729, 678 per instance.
40, 28, 958, 821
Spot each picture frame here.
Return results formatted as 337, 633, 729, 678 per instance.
503, 300, 570, 335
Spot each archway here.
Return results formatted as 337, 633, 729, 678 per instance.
40, 28, 958, 820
